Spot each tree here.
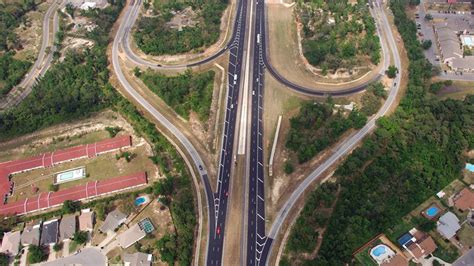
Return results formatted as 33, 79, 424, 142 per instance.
28, 245, 47, 264
53, 243, 62, 252
156, 234, 177, 265
284, 161, 294, 174
49, 184, 58, 192
73, 231, 88, 245
62, 200, 79, 214
422, 40, 432, 50
424, 14, 433, 21
153, 176, 174, 196
0, 253, 9, 265
65, 3, 74, 18
385, 65, 398, 78
119, 195, 136, 215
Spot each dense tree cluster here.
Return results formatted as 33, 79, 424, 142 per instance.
286, 182, 338, 255
0, 0, 36, 51
140, 69, 215, 121
290, 1, 473, 264
134, 0, 227, 55
298, 0, 381, 72
0, 52, 31, 95
0, 0, 37, 95
0, 1, 124, 139
286, 100, 367, 163
360, 82, 386, 116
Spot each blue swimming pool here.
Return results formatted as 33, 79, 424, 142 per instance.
466, 163, 474, 172
134, 196, 147, 206
372, 246, 386, 257
426, 206, 439, 217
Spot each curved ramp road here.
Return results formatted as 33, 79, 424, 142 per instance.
0, 0, 63, 110
261, 1, 403, 264
121, 0, 235, 69
261, 1, 390, 96
112, 2, 215, 264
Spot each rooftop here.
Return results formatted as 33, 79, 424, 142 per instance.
123, 252, 152, 266
79, 210, 94, 231
59, 215, 77, 241
41, 219, 59, 245
99, 209, 127, 233
117, 224, 146, 249
453, 188, 474, 211
437, 211, 461, 239
0, 231, 21, 257
20, 222, 40, 246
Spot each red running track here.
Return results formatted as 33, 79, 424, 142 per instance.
0, 172, 147, 216
0, 135, 132, 205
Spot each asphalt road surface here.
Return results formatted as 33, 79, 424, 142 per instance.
245, 0, 271, 264
207, 0, 249, 263
260, 1, 403, 264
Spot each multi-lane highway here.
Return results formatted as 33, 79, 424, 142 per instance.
245, 0, 270, 264
208, 0, 249, 263
114, 0, 250, 264
112, 0, 402, 265
0, 0, 63, 110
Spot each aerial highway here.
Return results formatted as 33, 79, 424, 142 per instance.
114, 0, 251, 264
0, 0, 63, 110
245, 0, 269, 264
114, 0, 400, 265
260, 0, 403, 264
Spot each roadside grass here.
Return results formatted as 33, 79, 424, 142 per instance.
0, 128, 109, 163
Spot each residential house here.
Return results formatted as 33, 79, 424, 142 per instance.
453, 188, 474, 211
402, 230, 437, 262
0, 231, 21, 257
123, 252, 153, 266
41, 219, 59, 245
437, 211, 461, 239
99, 209, 126, 233
59, 215, 76, 241
20, 222, 40, 246
79, 209, 95, 231
117, 224, 146, 249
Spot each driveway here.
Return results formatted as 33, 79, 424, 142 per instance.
42, 248, 106, 266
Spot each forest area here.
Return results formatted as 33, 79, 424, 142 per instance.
0, 0, 36, 95
0, 1, 196, 264
285, 100, 367, 164
283, 0, 474, 264
297, 0, 381, 73
138, 69, 215, 121
134, 0, 228, 55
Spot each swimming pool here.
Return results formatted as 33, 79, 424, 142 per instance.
426, 206, 439, 217
372, 246, 386, 256
134, 195, 149, 206
370, 244, 395, 264
55, 168, 86, 184
466, 163, 474, 172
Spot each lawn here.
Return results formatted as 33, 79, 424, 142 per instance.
458, 223, 474, 248
353, 239, 381, 266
